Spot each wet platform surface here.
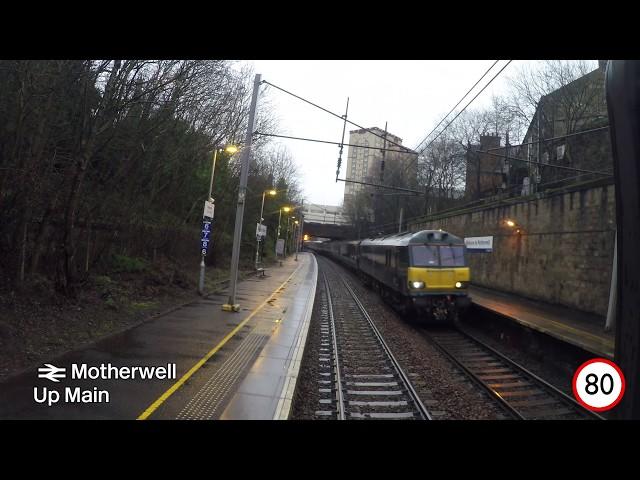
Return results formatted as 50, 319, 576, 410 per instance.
469, 285, 615, 359
0, 254, 317, 420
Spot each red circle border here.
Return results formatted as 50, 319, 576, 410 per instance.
572, 357, 626, 412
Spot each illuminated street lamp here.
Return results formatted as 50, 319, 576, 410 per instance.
277, 206, 291, 240
293, 220, 300, 261
286, 216, 297, 256
255, 189, 277, 270
208, 144, 238, 201
199, 143, 238, 296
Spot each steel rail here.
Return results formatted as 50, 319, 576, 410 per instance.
322, 272, 346, 420
424, 327, 604, 420
337, 270, 432, 420
421, 329, 525, 420
458, 327, 605, 420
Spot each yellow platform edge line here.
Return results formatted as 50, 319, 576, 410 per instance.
137, 264, 302, 420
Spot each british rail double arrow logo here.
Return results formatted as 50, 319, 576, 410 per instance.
38, 364, 66, 383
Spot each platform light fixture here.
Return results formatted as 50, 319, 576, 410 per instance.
225, 145, 239, 154
255, 188, 279, 271
200, 143, 240, 296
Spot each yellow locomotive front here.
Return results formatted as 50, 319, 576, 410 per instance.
405, 230, 471, 322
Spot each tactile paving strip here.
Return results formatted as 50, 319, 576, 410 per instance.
176, 331, 270, 420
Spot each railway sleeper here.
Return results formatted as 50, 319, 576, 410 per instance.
526, 408, 579, 419
496, 389, 546, 398
508, 397, 561, 408
350, 412, 416, 419
349, 400, 409, 407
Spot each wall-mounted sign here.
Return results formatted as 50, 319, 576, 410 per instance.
465, 236, 493, 253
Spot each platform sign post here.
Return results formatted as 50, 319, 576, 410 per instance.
198, 201, 215, 295
255, 223, 267, 268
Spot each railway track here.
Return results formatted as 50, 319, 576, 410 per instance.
423, 328, 604, 420
314, 260, 431, 420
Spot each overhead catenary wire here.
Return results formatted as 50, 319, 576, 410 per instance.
253, 131, 418, 155
418, 60, 513, 155
486, 125, 610, 151
253, 131, 421, 193
474, 149, 613, 176
399, 60, 513, 181
414, 60, 500, 152
261, 80, 418, 155
335, 177, 424, 194
365, 173, 614, 234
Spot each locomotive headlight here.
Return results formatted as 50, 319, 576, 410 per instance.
455, 281, 463, 288
411, 281, 425, 289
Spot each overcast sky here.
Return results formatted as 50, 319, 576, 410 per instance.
245, 60, 529, 207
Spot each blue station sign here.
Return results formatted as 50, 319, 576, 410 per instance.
201, 220, 212, 255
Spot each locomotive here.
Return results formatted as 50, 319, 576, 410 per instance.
307, 230, 471, 323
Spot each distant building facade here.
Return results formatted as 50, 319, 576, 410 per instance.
517, 62, 611, 192
465, 135, 515, 200
343, 127, 415, 206
465, 61, 612, 200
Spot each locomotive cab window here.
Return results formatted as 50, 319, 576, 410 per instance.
410, 245, 439, 267
439, 246, 466, 267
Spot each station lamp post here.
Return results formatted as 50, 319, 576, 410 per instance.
277, 206, 291, 243
255, 189, 277, 270
286, 216, 296, 256
199, 143, 238, 296
293, 219, 300, 261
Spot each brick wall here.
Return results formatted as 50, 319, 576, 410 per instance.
410, 178, 616, 316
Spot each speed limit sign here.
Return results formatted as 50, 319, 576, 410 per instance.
572, 358, 626, 412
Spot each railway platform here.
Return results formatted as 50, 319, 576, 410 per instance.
468, 285, 614, 359
0, 253, 317, 420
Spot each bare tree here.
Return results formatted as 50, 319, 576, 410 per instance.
507, 60, 602, 135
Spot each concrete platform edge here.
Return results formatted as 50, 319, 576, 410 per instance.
472, 302, 614, 359
273, 254, 318, 420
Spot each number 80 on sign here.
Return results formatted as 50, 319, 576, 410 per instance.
572, 358, 625, 412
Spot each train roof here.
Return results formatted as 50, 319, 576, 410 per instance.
359, 229, 464, 247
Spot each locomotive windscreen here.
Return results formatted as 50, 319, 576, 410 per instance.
410, 245, 466, 267
410, 245, 439, 266
439, 246, 465, 267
